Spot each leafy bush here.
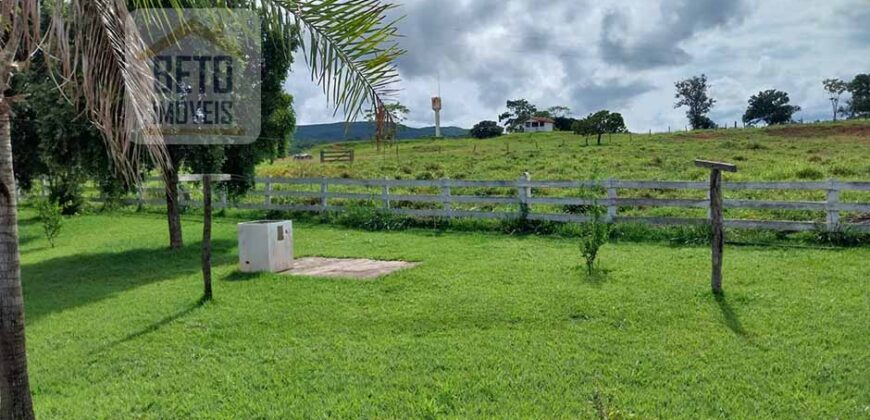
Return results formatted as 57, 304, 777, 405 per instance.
329, 203, 411, 231
794, 167, 824, 180
577, 184, 611, 275
812, 225, 868, 247
470, 120, 504, 139
35, 198, 64, 247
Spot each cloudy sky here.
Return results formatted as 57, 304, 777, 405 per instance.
284, 0, 870, 132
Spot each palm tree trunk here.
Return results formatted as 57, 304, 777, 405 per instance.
162, 151, 183, 249
0, 105, 35, 419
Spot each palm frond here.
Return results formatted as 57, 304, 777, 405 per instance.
229, 0, 405, 145
46, 0, 169, 182
0, 0, 40, 90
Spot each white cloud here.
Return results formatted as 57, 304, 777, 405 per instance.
285, 0, 870, 131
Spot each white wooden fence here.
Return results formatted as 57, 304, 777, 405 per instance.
131, 175, 870, 233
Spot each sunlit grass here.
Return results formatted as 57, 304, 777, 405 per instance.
19, 209, 870, 418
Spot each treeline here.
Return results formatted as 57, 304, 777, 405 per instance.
11, 29, 297, 218
470, 73, 870, 140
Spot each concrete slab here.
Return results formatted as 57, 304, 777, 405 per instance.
281, 257, 418, 280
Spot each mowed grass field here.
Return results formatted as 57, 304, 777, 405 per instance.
263, 121, 870, 182
19, 209, 870, 418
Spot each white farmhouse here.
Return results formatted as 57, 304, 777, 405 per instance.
523, 117, 554, 133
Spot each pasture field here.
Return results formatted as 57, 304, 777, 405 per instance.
20, 209, 869, 418
258, 122, 870, 225
265, 122, 870, 182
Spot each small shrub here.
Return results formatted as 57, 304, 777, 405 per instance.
746, 142, 767, 150
812, 225, 868, 247
794, 167, 824, 180
330, 202, 411, 232
35, 198, 64, 247
830, 166, 855, 177
577, 183, 610, 275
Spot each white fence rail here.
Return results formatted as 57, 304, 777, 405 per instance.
129, 175, 870, 233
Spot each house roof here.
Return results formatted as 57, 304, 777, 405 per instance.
529, 117, 555, 123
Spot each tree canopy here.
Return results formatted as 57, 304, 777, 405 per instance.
498, 99, 537, 133
572, 110, 626, 146
470, 120, 504, 139
675, 74, 717, 130
845, 74, 870, 119
742, 90, 801, 126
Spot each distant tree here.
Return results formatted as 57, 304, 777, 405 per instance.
742, 90, 801, 126
533, 110, 552, 119
573, 110, 626, 146
547, 106, 572, 118
553, 117, 577, 131
498, 99, 537, 132
845, 74, 870, 119
365, 102, 409, 125
823, 78, 849, 122
675, 74, 717, 129
470, 120, 504, 139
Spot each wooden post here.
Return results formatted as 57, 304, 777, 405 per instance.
605, 178, 617, 223
202, 175, 213, 301
826, 179, 840, 231
694, 160, 738, 295
264, 177, 273, 207
382, 177, 391, 210
320, 178, 329, 210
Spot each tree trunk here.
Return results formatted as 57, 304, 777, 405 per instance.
597, 133, 602, 146
162, 155, 183, 249
0, 105, 36, 419
201, 176, 213, 301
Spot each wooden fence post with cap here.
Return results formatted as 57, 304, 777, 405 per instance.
694, 160, 738, 295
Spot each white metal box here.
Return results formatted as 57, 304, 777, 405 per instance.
237, 220, 294, 273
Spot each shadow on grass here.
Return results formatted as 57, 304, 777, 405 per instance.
714, 293, 752, 339
21, 239, 236, 322
96, 297, 211, 352
222, 271, 262, 282
573, 265, 611, 286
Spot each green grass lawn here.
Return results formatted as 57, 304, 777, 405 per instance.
19, 209, 870, 418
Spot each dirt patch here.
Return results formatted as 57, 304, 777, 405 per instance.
689, 131, 729, 140
766, 125, 870, 139
281, 257, 418, 280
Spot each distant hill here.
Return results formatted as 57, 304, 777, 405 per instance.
293, 122, 468, 151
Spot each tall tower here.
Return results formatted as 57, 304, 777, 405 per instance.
431, 96, 442, 138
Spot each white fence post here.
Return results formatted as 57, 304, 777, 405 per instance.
136, 183, 145, 207
382, 177, 390, 209
220, 187, 228, 210
518, 172, 531, 217
320, 178, 329, 210
826, 179, 840, 231
264, 177, 273, 207
441, 178, 453, 218
606, 178, 617, 223
178, 183, 187, 207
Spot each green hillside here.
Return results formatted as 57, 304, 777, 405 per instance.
265, 121, 870, 182
293, 122, 468, 151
